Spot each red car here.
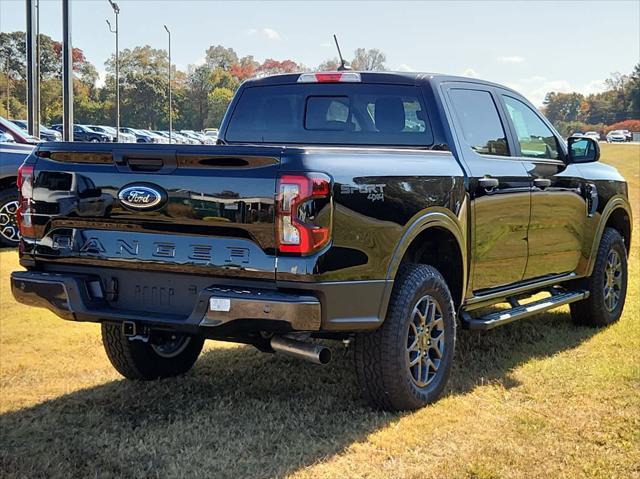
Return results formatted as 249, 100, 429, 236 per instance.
0, 116, 40, 145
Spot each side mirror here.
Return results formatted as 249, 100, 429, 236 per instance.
568, 136, 600, 163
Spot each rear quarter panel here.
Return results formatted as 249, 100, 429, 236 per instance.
276, 147, 467, 282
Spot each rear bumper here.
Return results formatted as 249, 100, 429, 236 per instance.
11, 271, 321, 334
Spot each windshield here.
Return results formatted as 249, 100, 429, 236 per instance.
225, 83, 433, 147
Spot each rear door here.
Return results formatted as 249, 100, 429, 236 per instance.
31, 144, 280, 280
497, 92, 587, 279
443, 83, 531, 292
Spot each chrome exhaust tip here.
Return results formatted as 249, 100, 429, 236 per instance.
270, 336, 332, 365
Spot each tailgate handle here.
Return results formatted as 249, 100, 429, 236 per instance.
127, 157, 164, 171
113, 149, 177, 174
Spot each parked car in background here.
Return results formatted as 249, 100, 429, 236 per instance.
0, 138, 33, 246
584, 131, 600, 142
120, 127, 154, 143
606, 130, 627, 143
139, 129, 168, 144
570, 132, 584, 138
1, 116, 40, 145
172, 132, 198, 144
204, 128, 219, 141
88, 125, 135, 143
50, 124, 111, 142
9, 120, 61, 142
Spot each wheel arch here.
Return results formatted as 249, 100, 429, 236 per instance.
586, 196, 632, 276
381, 209, 467, 318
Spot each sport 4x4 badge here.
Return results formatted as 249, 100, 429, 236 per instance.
340, 184, 386, 202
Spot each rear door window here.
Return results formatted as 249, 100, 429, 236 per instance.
226, 83, 433, 146
449, 88, 510, 157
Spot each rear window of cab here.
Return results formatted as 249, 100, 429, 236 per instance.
225, 83, 434, 147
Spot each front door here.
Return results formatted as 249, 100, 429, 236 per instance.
444, 85, 531, 292
498, 93, 587, 279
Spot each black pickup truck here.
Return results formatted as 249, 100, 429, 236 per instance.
11, 72, 632, 411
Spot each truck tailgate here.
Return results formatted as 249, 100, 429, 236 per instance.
28, 144, 281, 281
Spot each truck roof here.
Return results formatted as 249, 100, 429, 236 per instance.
243, 71, 521, 96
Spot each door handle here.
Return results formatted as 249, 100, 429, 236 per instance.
478, 177, 499, 190
533, 178, 551, 189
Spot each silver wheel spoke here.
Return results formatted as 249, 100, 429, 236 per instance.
409, 353, 421, 367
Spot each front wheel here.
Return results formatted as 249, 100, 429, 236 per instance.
101, 323, 205, 379
570, 227, 628, 327
355, 264, 456, 411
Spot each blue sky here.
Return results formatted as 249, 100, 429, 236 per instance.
1, 0, 639, 105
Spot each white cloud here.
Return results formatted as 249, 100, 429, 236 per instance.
506, 76, 607, 107
244, 28, 281, 41
463, 68, 479, 78
397, 64, 415, 72
498, 55, 525, 64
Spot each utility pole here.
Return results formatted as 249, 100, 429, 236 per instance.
62, 0, 73, 141
164, 25, 172, 143
35, 0, 40, 134
107, 0, 120, 141
26, 0, 39, 137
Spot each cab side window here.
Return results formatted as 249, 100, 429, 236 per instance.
502, 95, 560, 160
449, 89, 510, 157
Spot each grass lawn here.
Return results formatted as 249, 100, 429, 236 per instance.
1, 144, 638, 478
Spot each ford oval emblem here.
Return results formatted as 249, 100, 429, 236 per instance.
118, 183, 166, 211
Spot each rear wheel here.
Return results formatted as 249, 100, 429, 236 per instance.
101, 323, 205, 379
355, 264, 456, 411
0, 188, 20, 247
570, 227, 628, 327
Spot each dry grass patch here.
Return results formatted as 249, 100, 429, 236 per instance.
1, 144, 639, 478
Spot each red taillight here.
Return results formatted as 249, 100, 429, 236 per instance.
276, 173, 332, 255
297, 72, 362, 83
16, 164, 35, 238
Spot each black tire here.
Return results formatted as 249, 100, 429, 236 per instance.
570, 227, 628, 327
355, 264, 456, 411
101, 323, 205, 380
0, 187, 20, 247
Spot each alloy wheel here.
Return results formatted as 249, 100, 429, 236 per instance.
0, 200, 20, 244
603, 249, 623, 312
406, 294, 445, 387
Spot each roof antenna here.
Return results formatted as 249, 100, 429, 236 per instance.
333, 34, 351, 71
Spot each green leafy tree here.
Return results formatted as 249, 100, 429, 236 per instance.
627, 63, 640, 118
205, 45, 238, 70
543, 92, 584, 124
206, 87, 234, 128
104, 45, 169, 128
183, 65, 213, 130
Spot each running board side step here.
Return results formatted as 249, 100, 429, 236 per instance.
461, 290, 589, 330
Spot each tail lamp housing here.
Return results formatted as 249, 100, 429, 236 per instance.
276, 173, 332, 255
16, 163, 35, 238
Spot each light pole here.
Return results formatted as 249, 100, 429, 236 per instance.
107, 0, 120, 142
164, 24, 172, 143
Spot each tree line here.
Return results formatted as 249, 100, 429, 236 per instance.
541, 64, 640, 137
0, 31, 387, 130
